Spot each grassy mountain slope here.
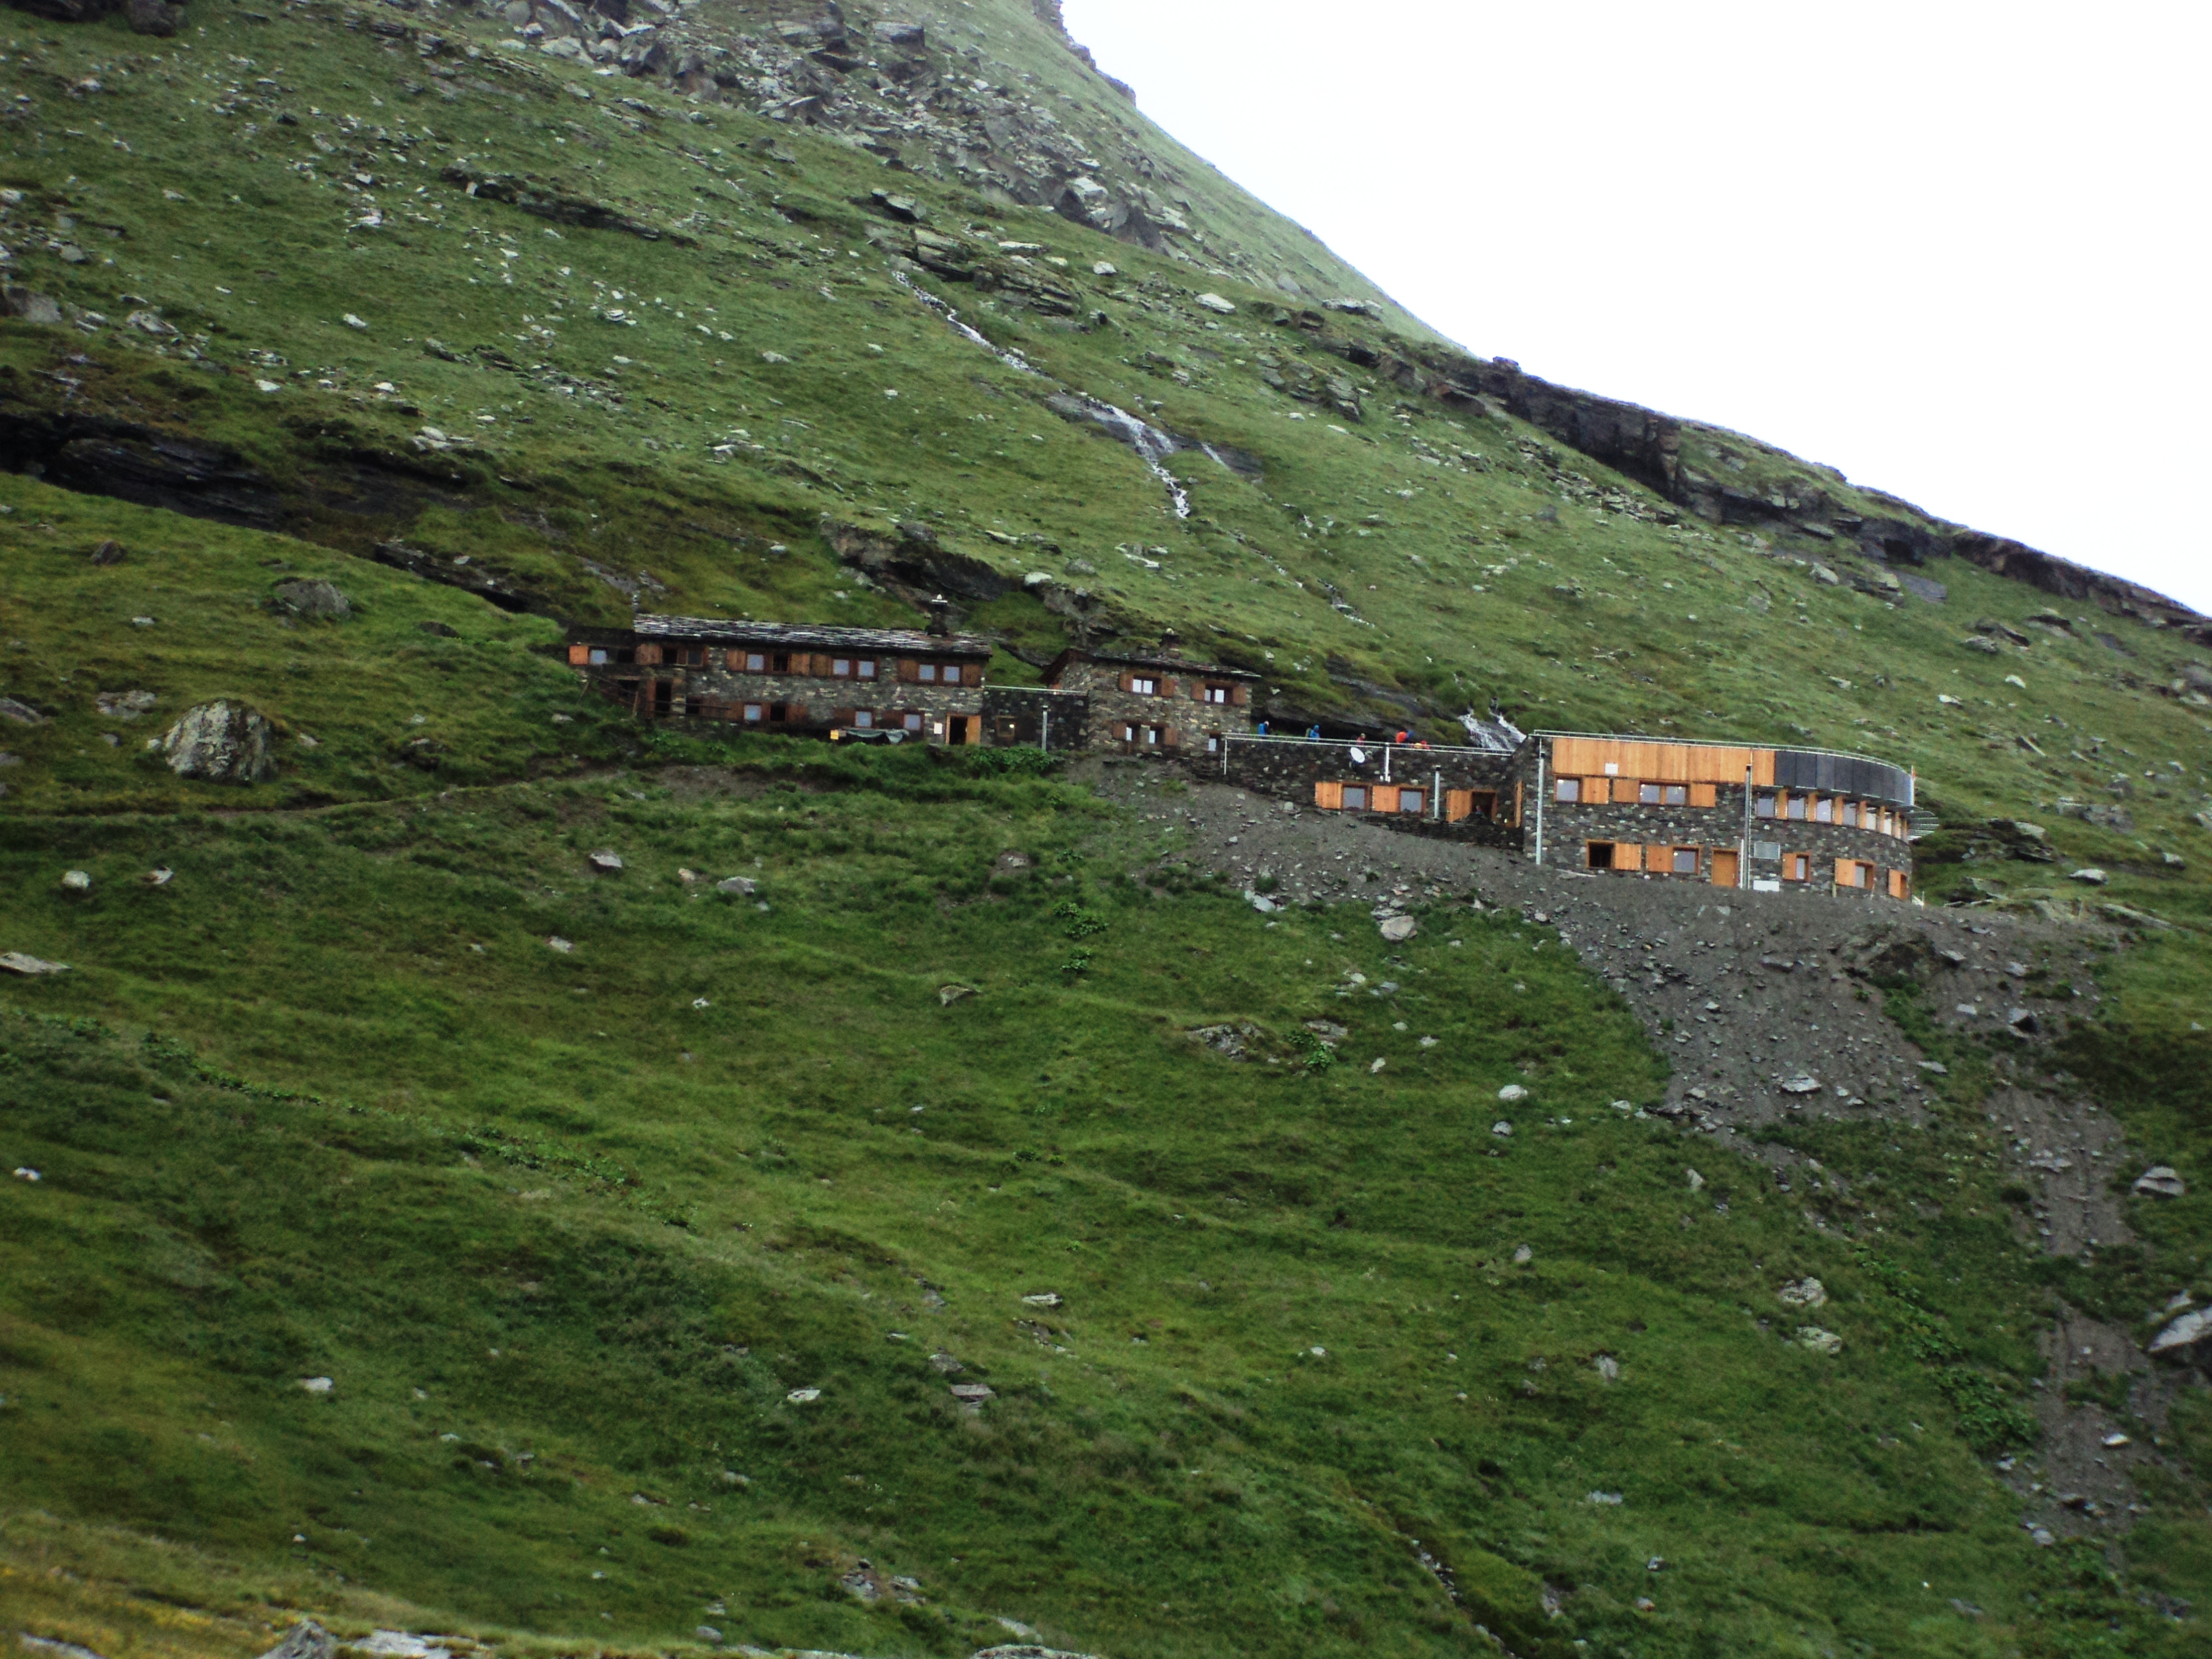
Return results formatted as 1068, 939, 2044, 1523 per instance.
1, 4, 2209, 1657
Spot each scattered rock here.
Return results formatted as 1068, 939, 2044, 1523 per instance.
2150, 1309, 2211, 1355
0, 697, 46, 725
2132, 1166, 2186, 1199
274, 579, 351, 619
1778, 1074, 1821, 1095
256, 1623, 336, 1659
95, 690, 156, 719
1594, 1354, 1620, 1381
125, 0, 183, 38
1491, 1120, 1512, 1137
785, 1386, 822, 1404
693, 1628, 722, 1646
1378, 913, 1418, 942
1797, 1327, 1843, 1355
418, 620, 460, 638
546, 936, 575, 954
144, 868, 172, 886
1194, 293, 1237, 315
60, 870, 90, 892
2068, 868, 2108, 886
2, 285, 62, 324
160, 701, 277, 784
949, 1382, 994, 1405
1496, 1083, 1528, 1103
716, 875, 759, 896
1512, 1244, 1532, 1264
298, 1376, 334, 1394
90, 539, 125, 565
588, 849, 625, 873
1020, 1291, 1063, 1308
938, 983, 976, 1006
1685, 1168, 1705, 1192
0, 952, 69, 975
18, 1636, 107, 1659
1778, 1277, 1828, 1310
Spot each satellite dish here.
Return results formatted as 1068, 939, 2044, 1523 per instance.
1348, 745, 1367, 765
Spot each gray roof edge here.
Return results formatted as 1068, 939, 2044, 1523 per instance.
623, 614, 994, 654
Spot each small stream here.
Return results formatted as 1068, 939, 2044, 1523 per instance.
896, 272, 1193, 519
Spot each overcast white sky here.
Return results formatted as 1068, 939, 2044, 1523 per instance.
1061, 0, 2212, 613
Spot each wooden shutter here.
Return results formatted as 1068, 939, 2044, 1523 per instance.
1163, 725, 1181, 749
833, 707, 854, 726
1646, 844, 1671, 874
1583, 776, 1609, 805
636, 644, 662, 665
785, 701, 808, 723
1162, 677, 1181, 698
567, 643, 589, 666
1445, 789, 1473, 822
1118, 671, 1136, 693
898, 659, 920, 683
1230, 683, 1250, 707
1690, 782, 1718, 808
1316, 781, 1344, 809
1615, 842, 1643, 872
1372, 785, 1401, 813
964, 662, 984, 686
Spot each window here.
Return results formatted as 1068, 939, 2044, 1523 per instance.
741, 651, 766, 672
852, 709, 875, 729
770, 651, 794, 674
1343, 785, 1369, 811
1755, 791, 1777, 818
832, 658, 853, 679
743, 703, 765, 723
1814, 796, 1834, 823
1140, 725, 1162, 747
1786, 794, 1809, 820
1130, 676, 1159, 696
1399, 789, 1425, 815
1840, 860, 1872, 888
901, 712, 925, 733
1889, 869, 1911, 900
919, 662, 940, 684
588, 648, 609, 666
1783, 853, 1811, 881
1672, 847, 1700, 874
1203, 684, 1229, 705
1204, 734, 1222, 754
1753, 839, 1782, 862
1587, 841, 1616, 870
1554, 777, 1581, 803
1665, 784, 1688, 806
857, 659, 878, 680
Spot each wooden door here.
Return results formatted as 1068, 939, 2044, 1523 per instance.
1711, 849, 1740, 887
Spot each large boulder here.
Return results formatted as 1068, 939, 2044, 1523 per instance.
273, 578, 351, 619
257, 1623, 335, 1659
160, 701, 277, 784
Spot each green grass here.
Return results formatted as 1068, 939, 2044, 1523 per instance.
0, 4, 2205, 1655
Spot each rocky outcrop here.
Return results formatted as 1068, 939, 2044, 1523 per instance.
160, 701, 278, 784
0, 407, 283, 526
1380, 340, 2203, 630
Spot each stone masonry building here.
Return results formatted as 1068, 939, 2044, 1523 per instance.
568, 618, 1918, 901
1516, 733, 1917, 899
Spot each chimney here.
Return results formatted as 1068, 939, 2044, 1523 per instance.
925, 594, 951, 638
1158, 628, 1181, 656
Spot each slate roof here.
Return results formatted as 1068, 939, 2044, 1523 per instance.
623, 614, 994, 656
1045, 647, 1262, 682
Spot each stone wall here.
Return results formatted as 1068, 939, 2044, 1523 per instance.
589, 664, 987, 740
1168, 736, 1524, 846
982, 685, 1089, 751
